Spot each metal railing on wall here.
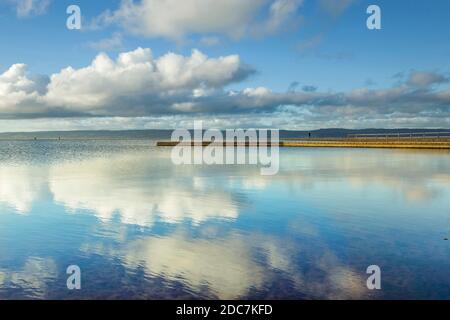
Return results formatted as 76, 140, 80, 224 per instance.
347, 132, 450, 139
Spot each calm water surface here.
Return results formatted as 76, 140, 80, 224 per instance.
0, 140, 449, 299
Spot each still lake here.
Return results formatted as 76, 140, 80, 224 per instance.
0, 140, 449, 299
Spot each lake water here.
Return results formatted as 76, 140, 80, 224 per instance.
0, 140, 449, 299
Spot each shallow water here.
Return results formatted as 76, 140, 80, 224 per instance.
0, 140, 449, 299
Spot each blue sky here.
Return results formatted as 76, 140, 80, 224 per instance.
0, 0, 449, 131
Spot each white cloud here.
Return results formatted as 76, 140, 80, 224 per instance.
8, 0, 51, 17
264, 0, 303, 33
87, 33, 124, 51
243, 86, 272, 97
43, 48, 252, 112
0, 64, 43, 113
93, 0, 302, 40
0, 48, 449, 128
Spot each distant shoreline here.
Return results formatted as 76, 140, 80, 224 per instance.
1, 136, 450, 149
0, 128, 449, 140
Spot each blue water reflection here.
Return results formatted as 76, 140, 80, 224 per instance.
0, 140, 449, 299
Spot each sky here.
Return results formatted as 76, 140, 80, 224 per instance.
0, 0, 449, 132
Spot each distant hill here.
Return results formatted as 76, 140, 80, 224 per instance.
0, 128, 448, 140
279, 128, 450, 138
0, 130, 173, 140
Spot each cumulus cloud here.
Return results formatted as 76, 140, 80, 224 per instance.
0, 48, 449, 128
43, 48, 253, 114
0, 64, 46, 115
91, 0, 302, 40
